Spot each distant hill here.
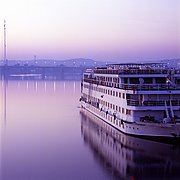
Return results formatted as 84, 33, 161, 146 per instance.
1, 58, 180, 67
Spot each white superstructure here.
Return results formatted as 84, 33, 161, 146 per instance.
80, 63, 180, 138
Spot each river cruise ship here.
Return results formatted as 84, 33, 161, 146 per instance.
80, 63, 180, 139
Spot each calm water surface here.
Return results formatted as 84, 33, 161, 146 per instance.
0, 80, 180, 180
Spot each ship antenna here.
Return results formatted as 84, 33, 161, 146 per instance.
4, 19, 7, 66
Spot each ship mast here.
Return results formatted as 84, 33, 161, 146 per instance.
4, 20, 7, 66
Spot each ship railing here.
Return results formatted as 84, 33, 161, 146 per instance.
127, 99, 180, 107
119, 84, 178, 90
83, 78, 180, 90
94, 69, 172, 75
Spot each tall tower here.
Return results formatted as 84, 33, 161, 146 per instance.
4, 20, 7, 66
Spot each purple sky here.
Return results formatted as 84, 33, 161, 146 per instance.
0, 0, 180, 62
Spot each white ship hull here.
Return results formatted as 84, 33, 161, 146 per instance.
81, 101, 180, 139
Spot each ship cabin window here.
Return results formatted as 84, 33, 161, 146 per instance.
156, 77, 166, 84
116, 92, 118, 97
108, 77, 112, 83
122, 108, 124, 114
126, 109, 131, 115
129, 78, 139, 84
126, 94, 139, 100
176, 78, 180, 84
126, 94, 130, 99
113, 104, 115, 109
116, 106, 118, 111
123, 93, 125, 99
119, 93, 121, 98
113, 91, 115, 96
119, 107, 121, 112
124, 78, 128, 84
144, 78, 153, 84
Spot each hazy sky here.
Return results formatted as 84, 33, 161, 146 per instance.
0, 0, 179, 62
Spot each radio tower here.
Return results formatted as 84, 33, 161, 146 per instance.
4, 20, 7, 66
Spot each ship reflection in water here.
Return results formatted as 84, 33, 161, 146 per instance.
80, 109, 180, 179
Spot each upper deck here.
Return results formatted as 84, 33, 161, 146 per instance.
93, 63, 180, 76
83, 63, 180, 92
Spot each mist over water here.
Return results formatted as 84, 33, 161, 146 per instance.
0, 80, 180, 180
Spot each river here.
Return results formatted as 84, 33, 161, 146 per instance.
0, 80, 180, 180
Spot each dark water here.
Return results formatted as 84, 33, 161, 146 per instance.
0, 80, 180, 180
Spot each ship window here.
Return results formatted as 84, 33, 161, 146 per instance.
113, 104, 115, 109
156, 77, 166, 84
124, 78, 128, 84
130, 78, 139, 84
126, 94, 130, 99
113, 91, 115, 96
119, 92, 121, 98
144, 78, 152, 84
176, 78, 180, 84
119, 107, 121, 112
116, 106, 118, 111
126, 109, 131, 115
122, 108, 124, 113
116, 92, 118, 97
123, 93, 125, 99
